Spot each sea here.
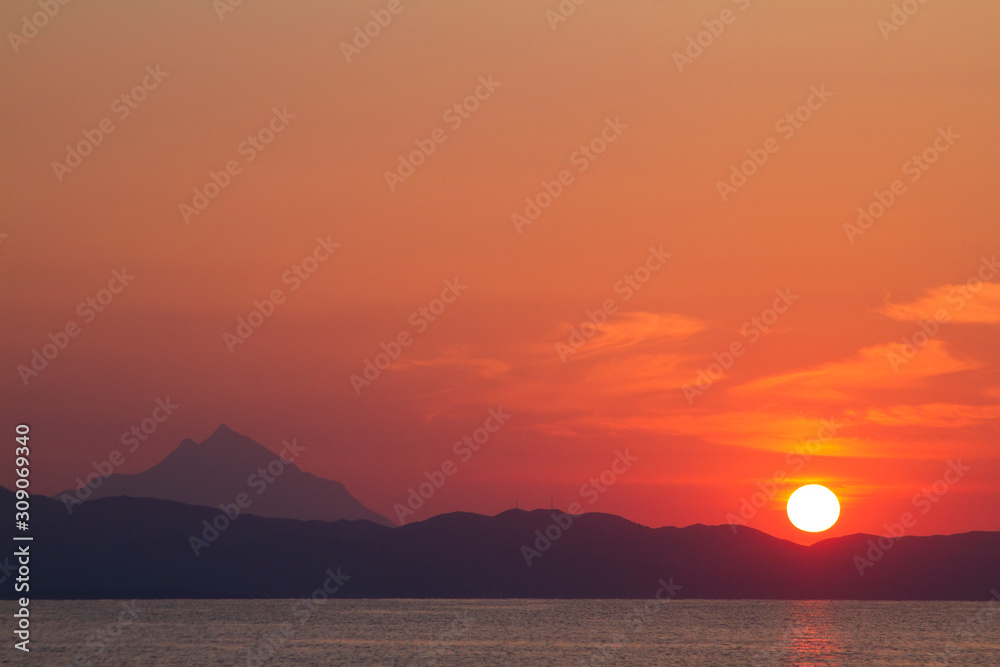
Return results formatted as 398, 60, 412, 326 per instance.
5, 599, 998, 666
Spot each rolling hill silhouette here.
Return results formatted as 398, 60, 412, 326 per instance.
5, 489, 998, 600
53, 424, 393, 527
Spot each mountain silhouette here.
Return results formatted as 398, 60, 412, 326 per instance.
53, 424, 393, 527
7, 489, 999, 600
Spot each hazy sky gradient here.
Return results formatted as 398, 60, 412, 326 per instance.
3, 0, 999, 543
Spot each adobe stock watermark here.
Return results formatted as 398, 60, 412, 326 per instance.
929, 587, 1000, 666
70, 601, 144, 667
844, 126, 959, 243
16, 268, 136, 386
384, 75, 501, 192
178, 107, 295, 224
716, 85, 833, 202
350, 278, 468, 395
543, 0, 588, 31
511, 116, 628, 234
340, 0, 413, 63
877, 0, 931, 41
886, 255, 999, 372
853, 459, 971, 576
51, 66, 170, 183
556, 245, 671, 362
213, 0, 249, 21
60, 397, 181, 514
393, 407, 511, 524
521, 449, 638, 566
223, 236, 340, 353
246, 566, 350, 666
188, 439, 306, 556
589, 577, 682, 665
682, 287, 799, 404
7, 0, 74, 54
672, 0, 757, 73
726, 417, 844, 532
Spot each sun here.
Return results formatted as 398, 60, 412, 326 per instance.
786, 484, 840, 532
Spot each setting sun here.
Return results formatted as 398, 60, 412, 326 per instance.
787, 485, 841, 533
4, 0, 1000, 663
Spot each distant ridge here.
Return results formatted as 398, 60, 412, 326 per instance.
52, 424, 393, 527
7, 490, 999, 600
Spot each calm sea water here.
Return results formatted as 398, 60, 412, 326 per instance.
4, 599, 997, 666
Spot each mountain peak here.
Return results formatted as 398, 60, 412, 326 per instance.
164, 424, 280, 470
54, 425, 394, 527
203, 423, 258, 448
210, 423, 237, 438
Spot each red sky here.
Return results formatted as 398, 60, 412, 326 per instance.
3, 0, 999, 544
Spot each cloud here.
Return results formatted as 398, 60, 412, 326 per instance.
589, 410, 852, 455
394, 347, 511, 379
547, 311, 707, 361
880, 282, 1000, 324
380, 310, 996, 462
853, 403, 1000, 428
730, 340, 982, 402
382, 311, 707, 435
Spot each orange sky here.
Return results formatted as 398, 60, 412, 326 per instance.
3, 0, 999, 544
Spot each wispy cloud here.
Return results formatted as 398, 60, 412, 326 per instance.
731, 340, 982, 402
543, 311, 707, 360
880, 282, 1000, 323
394, 347, 511, 379
853, 403, 1000, 428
